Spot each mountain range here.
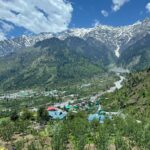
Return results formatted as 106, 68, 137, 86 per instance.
0, 18, 150, 91
0, 18, 150, 57
0, 37, 115, 91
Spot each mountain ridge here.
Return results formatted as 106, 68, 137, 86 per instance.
0, 37, 116, 91
0, 18, 150, 57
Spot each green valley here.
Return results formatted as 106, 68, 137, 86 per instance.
0, 8, 150, 149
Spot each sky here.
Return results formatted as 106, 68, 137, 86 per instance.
0, 0, 150, 40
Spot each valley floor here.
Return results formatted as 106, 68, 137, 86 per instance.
0, 69, 149, 150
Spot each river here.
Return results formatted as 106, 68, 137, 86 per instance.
106, 73, 125, 93
55, 68, 128, 107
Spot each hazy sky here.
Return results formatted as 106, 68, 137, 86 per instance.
0, 0, 150, 40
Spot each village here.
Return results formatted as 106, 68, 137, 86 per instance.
2, 76, 127, 128
1, 70, 147, 150
0, 72, 125, 124
36, 73, 125, 123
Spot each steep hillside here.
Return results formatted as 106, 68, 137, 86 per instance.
119, 34, 150, 70
103, 68, 150, 119
0, 19, 150, 91
0, 37, 115, 91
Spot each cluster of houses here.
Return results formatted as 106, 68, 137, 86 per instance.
0, 90, 66, 100
46, 97, 98, 119
0, 88, 121, 123
46, 104, 116, 123
46, 95, 119, 123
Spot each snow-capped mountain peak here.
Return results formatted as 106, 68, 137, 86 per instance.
0, 18, 150, 57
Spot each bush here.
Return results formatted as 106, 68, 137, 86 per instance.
21, 109, 33, 120
10, 111, 19, 121
37, 107, 49, 123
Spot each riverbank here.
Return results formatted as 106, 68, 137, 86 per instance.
53, 69, 127, 109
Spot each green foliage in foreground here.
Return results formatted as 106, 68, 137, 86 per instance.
0, 111, 149, 150
0, 69, 149, 149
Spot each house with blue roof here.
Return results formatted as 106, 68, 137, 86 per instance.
48, 109, 67, 120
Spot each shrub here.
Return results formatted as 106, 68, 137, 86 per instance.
10, 111, 19, 121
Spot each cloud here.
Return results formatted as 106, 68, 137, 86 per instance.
0, 20, 14, 41
101, 10, 109, 17
112, 0, 130, 12
0, 32, 6, 41
0, 21, 14, 32
92, 19, 100, 27
0, 0, 73, 34
146, 2, 150, 12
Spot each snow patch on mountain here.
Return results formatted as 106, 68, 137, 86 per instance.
115, 44, 120, 57
0, 18, 150, 57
